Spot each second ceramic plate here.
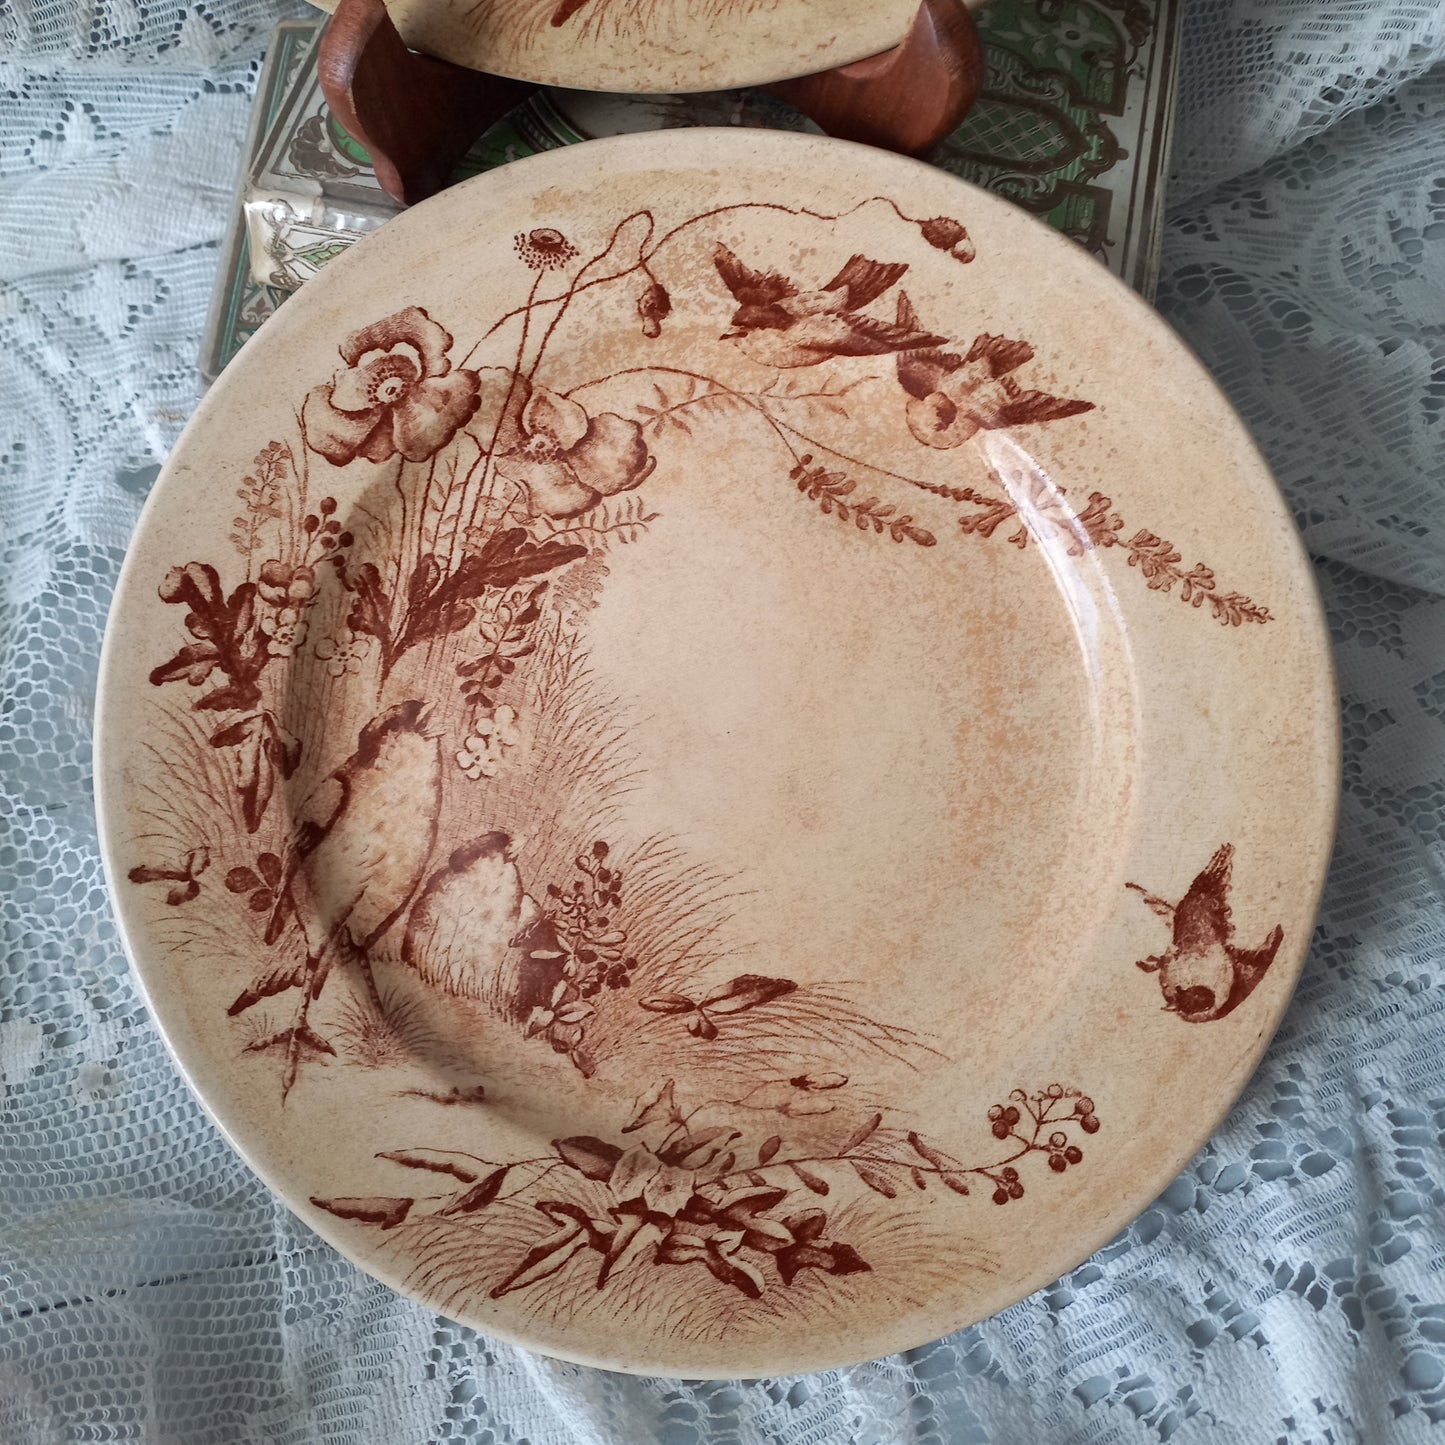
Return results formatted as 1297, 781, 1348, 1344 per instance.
97, 130, 1336, 1377
307, 0, 932, 92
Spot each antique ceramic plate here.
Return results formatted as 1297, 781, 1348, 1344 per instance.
97, 131, 1337, 1377
304, 0, 949, 92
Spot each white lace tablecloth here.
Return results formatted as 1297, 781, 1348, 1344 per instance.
3, 2, 1445, 1440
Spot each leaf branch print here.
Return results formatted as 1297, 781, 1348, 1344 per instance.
639, 974, 798, 1041
535, 494, 659, 551
958, 477, 1273, 626
314, 1079, 1101, 1307
229, 442, 290, 565
341, 528, 586, 678
149, 563, 268, 713
790, 457, 937, 546
456, 580, 548, 711
128, 847, 209, 906
956, 486, 1026, 546
208, 710, 301, 833
571, 364, 985, 506
698, 1083, 1099, 1206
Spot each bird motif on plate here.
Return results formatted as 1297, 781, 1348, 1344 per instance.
401, 830, 564, 1022
894, 292, 1094, 448
712, 243, 947, 369
230, 698, 443, 1094
1126, 843, 1284, 1023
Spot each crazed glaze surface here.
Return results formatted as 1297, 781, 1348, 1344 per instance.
95, 131, 1337, 1377
304, 0, 943, 92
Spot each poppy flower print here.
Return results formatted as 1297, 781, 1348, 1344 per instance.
514, 227, 581, 271
496, 382, 656, 519
302, 306, 482, 465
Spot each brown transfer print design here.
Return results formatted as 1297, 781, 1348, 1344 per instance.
127, 193, 1241, 1320
712, 246, 948, 368
896, 303, 1095, 445
950, 432, 1272, 627
475, 0, 784, 44
548, 0, 594, 27
311, 1080, 1100, 1316
1126, 844, 1285, 1022
128, 847, 210, 906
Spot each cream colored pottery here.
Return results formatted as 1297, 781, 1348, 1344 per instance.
96, 130, 1338, 1378
304, 0, 956, 92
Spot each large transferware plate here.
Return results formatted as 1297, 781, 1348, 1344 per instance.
97, 131, 1337, 1377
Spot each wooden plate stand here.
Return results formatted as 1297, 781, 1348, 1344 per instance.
317, 0, 985, 206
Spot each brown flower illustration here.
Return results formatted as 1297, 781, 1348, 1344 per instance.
918, 215, 976, 264
636, 281, 672, 338
610, 1144, 697, 1218
514, 228, 579, 271
455, 704, 521, 780
302, 307, 481, 466
314, 627, 375, 677
256, 560, 317, 608
259, 606, 308, 658
480, 1117, 870, 1302
495, 382, 655, 519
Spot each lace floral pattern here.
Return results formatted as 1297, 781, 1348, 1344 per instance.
3, 0, 1445, 1439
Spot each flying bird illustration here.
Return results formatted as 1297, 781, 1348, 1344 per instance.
712, 243, 947, 369
894, 292, 1094, 448
231, 698, 443, 1095
401, 831, 563, 1022
1126, 843, 1284, 1023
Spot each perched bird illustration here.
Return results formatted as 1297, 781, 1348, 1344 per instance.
894, 292, 1094, 448
231, 699, 443, 1094
403, 831, 567, 1023
1126, 843, 1284, 1023
712, 243, 947, 369
401, 831, 562, 1022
